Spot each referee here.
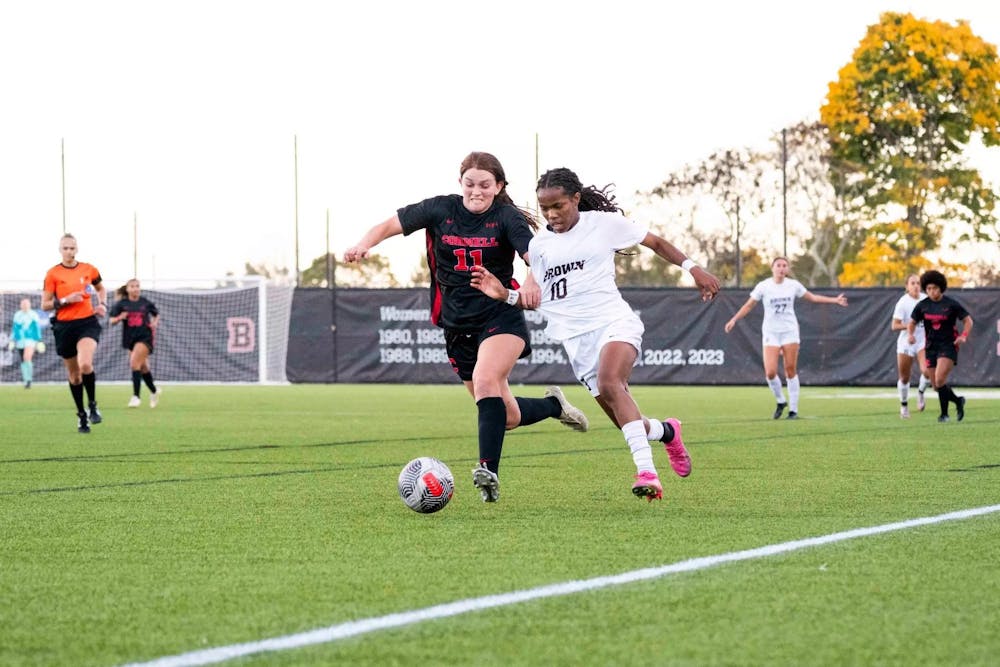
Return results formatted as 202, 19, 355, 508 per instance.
41, 233, 108, 433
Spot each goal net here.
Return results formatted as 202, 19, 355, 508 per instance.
0, 277, 293, 385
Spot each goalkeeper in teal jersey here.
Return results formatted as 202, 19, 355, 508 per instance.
12, 298, 43, 388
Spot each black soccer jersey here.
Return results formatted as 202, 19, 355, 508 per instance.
110, 296, 159, 349
911, 295, 969, 349
398, 194, 534, 330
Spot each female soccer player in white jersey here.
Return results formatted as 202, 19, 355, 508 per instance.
724, 257, 847, 419
471, 167, 721, 502
890, 274, 930, 418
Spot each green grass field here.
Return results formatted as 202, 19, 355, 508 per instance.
1, 383, 999, 666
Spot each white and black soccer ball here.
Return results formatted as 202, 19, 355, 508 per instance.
398, 457, 454, 514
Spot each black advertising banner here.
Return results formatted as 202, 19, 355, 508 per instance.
1, 287, 261, 383
289, 287, 1000, 387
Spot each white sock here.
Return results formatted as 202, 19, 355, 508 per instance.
918, 374, 928, 392
645, 418, 665, 442
788, 375, 800, 412
767, 376, 785, 403
898, 379, 909, 403
623, 420, 655, 474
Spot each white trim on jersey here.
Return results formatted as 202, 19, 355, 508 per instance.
529, 211, 649, 342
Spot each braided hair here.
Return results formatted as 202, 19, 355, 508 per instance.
460, 151, 539, 230
536, 167, 623, 214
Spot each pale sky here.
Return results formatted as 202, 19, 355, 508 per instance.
2, 0, 998, 288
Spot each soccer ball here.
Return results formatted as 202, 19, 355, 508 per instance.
398, 457, 454, 514
35, 342, 46, 354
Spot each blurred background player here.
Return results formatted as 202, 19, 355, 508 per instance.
110, 279, 161, 408
724, 257, 847, 420
11, 297, 43, 388
908, 270, 973, 423
472, 166, 721, 502
42, 233, 107, 433
344, 151, 588, 503
891, 274, 930, 418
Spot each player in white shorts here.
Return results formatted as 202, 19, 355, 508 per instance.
891, 274, 929, 418
724, 257, 848, 419
471, 167, 720, 503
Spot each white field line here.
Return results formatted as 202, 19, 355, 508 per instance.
811, 390, 1000, 400
121, 503, 1000, 667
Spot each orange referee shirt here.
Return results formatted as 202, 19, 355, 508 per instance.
44, 262, 103, 322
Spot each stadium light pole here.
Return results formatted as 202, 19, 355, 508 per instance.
293, 135, 301, 285
781, 127, 788, 257
133, 211, 138, 278
61, 138, 67, 233
326, 208, 333, 288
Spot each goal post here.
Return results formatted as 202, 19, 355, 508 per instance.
0, 277, 293, 385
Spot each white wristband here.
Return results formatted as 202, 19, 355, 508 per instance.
506, 289, 520, 306
681, 259, 697, 272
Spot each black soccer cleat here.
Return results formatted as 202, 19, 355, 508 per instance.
956, 396, 966, 422
77, 412, 91, 434
88, 402, 103, 425
938, 415, 950, 423
773, 403, 787, 420
786, 411, 799, 420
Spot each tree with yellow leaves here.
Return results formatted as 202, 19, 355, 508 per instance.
821, 12, 1000, 285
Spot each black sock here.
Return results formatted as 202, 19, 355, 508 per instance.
477, 397, 507, 475
69, 382, 85, 414
82, 372, 97, 405
662, 421, 675, 442
515, 396, 560, 426
142, 372, 157, 393
938, 386, 950, 415
132, 370, 142, 396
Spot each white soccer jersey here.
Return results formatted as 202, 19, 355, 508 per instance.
749, 277, 807, 334
528, 210, 649, 342
893, 291, 927, 348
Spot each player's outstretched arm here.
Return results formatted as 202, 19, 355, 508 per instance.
344, 216, 403, 262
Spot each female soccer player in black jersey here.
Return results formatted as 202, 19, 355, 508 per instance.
110, 279, 161, 408
345, 152, 588, 503
907, 270, 973, 422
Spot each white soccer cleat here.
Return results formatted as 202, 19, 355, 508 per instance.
472, 463, 500, 503
149, 390, 161, 409
128, 395, 141, 408
544, 386, 589, 432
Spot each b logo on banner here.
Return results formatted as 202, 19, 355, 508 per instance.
227, 317, 256, 353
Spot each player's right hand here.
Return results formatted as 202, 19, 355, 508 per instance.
343, 246, 370, 262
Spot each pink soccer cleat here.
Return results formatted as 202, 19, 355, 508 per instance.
631, 471, 663, 502
662, 418, 691, 477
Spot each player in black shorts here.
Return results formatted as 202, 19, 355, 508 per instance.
908, 270, 973, 422
42, 233, 108, 433
110, 279, 161, 408
345, 151, 589, 503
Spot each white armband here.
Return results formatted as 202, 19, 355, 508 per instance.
681, 259, 697, 272
506, 289, 520, 306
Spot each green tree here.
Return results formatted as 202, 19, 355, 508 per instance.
300, 253, 400, 287
820, 12, 1000, 258
645, 147, 775, 287
778, 121, 868, 286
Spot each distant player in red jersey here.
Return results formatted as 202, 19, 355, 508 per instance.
110, 279, 161, 408
345, 152, 588, 503
908, 270, 973, 422
42, 234, 108, 433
